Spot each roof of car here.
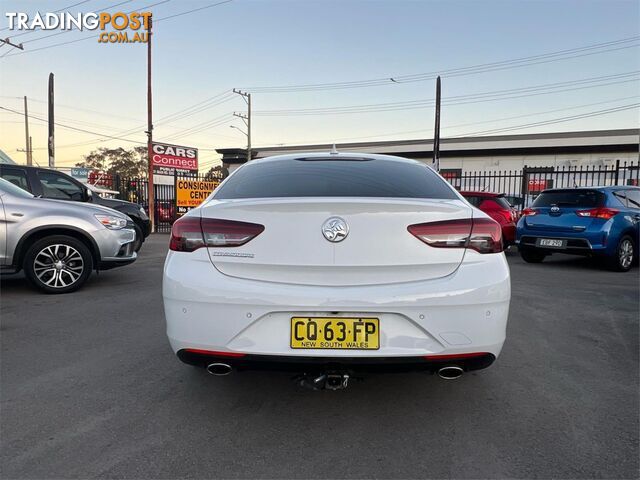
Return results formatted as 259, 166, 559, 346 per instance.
459, 191, 502, 197
541, 186, 639, 193
248, 151, 425, 166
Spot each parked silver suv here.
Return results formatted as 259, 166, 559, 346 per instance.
0, 178, 137, 293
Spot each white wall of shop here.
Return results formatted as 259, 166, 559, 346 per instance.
413, 151, 639, 172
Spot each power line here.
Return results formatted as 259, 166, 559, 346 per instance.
0, 106, 145, 144
25, 91, 235, 151
0, 0, 94, 32
253, 71, 640, 116
9, 1, 130, 42
456, 103, 640, 137
263, 96, 640, 146
154, 0, 234, 21
1, 0, 234, 58
163, 113, 234, 141
245, 36, 640, 93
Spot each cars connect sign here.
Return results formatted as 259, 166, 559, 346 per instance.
151, 142, 198, 177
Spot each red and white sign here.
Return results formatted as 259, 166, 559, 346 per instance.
88, 170, 114, 188
151, 142, 198, 176
527, 178, 553, 193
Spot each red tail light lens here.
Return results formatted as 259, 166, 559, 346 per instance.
169, 217, 264, 252
521, 208, 537, 216
169, 217, 205, 252
575, 207, 619, 220
468, 218, 503, 253
408, 217, 503, 254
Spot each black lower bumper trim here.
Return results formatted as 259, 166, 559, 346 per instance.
98, 258, 136, 270
176, 350, 496, 374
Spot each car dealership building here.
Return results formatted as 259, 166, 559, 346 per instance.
217, 128, 639, 173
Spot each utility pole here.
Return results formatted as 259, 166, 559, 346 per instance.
146, 17, 155, 233
232, 89, 251, 161
432, 76, 441, 172
48, 73, 55, 168
23, 96, 32, 165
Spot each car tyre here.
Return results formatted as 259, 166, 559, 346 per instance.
520, 248, 546, 263
23, 235, 94, 294
606, 235, 635, 272
132, 225, 144, 252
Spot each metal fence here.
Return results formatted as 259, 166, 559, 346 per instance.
95, 173, 225, 233
447, 160, 639, 209
100, 161, 639, 231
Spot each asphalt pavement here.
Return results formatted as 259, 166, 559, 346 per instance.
1, 235, 638, 479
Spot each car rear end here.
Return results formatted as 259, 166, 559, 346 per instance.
516, 188, 618, 256
462, 192, 517, 246
163, 154, 510, 384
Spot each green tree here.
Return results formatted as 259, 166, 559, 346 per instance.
76, 146, 148, 177
204, 165, 229, 182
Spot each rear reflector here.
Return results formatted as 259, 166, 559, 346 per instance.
184, 348, 246, 358
575, 207, 619, 220
521, 208, 537, 216
169, 216, 264, 252
408, 217, 503, 253
423, 352, 489, 360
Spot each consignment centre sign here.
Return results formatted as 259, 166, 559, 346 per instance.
176, 179, 219, 215
151, 142, 198, 177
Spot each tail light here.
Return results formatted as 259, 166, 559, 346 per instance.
521, 208, 537, 216
575, 207, 619, 220
497, 209, 514, 223
169, 217, 264, 252
408, 217, 503, 254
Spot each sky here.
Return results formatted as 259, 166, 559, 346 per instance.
0, 0, 639, 172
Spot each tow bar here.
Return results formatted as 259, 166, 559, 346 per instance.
295, 372, 350, 390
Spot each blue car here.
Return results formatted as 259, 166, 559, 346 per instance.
516, 186, 640, 271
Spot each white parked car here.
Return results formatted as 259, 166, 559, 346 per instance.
163, 152, 510, 389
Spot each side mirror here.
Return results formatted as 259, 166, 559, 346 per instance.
85, 188, 93, 201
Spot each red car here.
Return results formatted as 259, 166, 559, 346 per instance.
460, 191, 517, 246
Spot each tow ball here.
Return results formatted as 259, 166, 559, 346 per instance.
295, 372, 350, 390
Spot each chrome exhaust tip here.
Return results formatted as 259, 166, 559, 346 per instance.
206, 363, 232, 376
437, 366, 464, 380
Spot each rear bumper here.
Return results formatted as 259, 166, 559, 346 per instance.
502, 224, 516, 245
177, 349, 496, 373
518, 235, 596, 255
163, 249, 511, 363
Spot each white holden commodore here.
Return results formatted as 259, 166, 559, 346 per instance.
163, 152, 510, 389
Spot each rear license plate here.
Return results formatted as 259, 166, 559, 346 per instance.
290, 317, 380, 350
537, 238, 566, 248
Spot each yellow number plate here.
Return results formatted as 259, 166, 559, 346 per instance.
290, 317, 380, 350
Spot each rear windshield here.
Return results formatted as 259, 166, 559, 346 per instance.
214, 158, 458, 200
492, 196, 513, 209
532, 190, 604, 208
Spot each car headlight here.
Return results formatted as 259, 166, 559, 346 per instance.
139, 206, 149, 219
95, 214, 128, 230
